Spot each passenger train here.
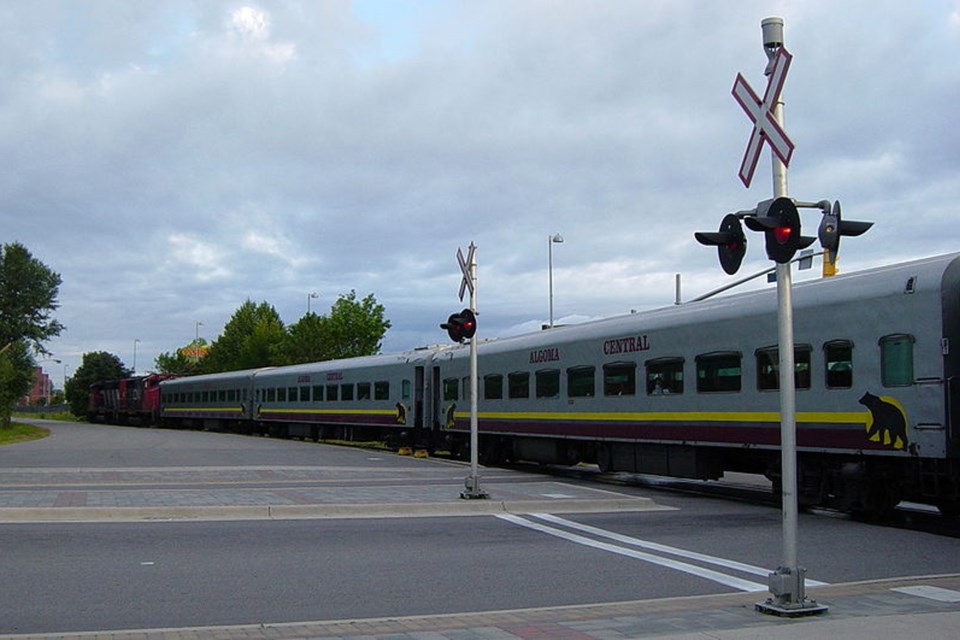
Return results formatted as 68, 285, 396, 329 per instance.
90, 252, 960, 517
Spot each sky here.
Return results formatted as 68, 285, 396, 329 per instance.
2, 1, 958, 388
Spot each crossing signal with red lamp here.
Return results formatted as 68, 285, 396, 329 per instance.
440, 308, 477, 343
695, 213, 747, 275
744, 196, 815, 264
817, 200, 873, 274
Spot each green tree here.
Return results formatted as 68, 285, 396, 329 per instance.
65, 352, 130, 417
203, 300, 285, 372
155, 338, 207, 375
281, 313, 328, 365
0, 243, 64, 427
0, 341, 35, 427
0, 242, 64, 352
316, 290, 391, 360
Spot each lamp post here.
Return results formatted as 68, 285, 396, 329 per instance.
133, 339, 140, 375
548, 233, 564, 328
194, 321, 203, 363
307, 291, 319, 314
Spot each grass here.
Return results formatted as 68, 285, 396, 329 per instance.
11, 410, 77, 422
0, 422, 50, 446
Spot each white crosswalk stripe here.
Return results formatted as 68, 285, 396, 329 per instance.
496, 512, 829, 593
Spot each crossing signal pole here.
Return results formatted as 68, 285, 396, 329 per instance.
694, 17, 878, 616
445, 243, 487, 500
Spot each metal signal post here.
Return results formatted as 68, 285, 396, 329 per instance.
751, 18, 826, 617
455, 242, 487, 500
698, 22, 871, 615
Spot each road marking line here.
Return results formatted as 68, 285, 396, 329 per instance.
496, 513, 767, 592
892, 585, 960, 602
529, 513, 828, 587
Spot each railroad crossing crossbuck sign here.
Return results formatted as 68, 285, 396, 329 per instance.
457, 242, 476, 302
732, 47, 794, 188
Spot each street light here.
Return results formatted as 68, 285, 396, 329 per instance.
307, 291, 319, 314
133, 339, 140, 375
194, 321, 203, 363
548, 233, 564, 328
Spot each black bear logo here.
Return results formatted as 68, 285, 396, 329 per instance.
443, 403, 457, 429
859, 392, 909, 450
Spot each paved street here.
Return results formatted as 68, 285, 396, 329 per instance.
2, 420, 959, 639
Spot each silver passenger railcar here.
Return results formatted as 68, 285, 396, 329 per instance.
154, 252, 959, 516
434, 252, 960, 516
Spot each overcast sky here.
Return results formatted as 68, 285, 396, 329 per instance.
3, 1, 958, 386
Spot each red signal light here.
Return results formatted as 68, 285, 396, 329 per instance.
774, 226, 792, 244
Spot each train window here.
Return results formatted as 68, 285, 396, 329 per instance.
603, 362, 636, 396
755, 346, 811, 391
266, 388, 276, 402
462, 377, 470, 401
443, 377, 459, 401
312, 385, 323, 402
484, 374, 504, 400
326, 384, 338, 401
285, 387, 297, 402
646, 358, 684, 395
402, 380, 411, 401
218, 390, 226, 402
880, 334, 915, 387
567, 366, 595, 398
341, 384, 355, 401
536, 370, 560, 399
375, 381, 389, 400
299, 386, 311, 402
824, 341, 853, 388
508, 372, 529, 399
696, 352, 742, 393
202, 391, 210, 403
278, 387, 288, 402
227, 389, 237, 402
358, 383, 371, 400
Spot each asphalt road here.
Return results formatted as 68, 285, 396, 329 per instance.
2, 421, 960, 635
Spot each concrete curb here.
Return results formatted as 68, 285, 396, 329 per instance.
0, 496, 670, 523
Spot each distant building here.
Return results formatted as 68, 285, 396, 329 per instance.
21, 367, 54, 406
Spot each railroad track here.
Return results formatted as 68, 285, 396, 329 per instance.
501, 461, 960, 538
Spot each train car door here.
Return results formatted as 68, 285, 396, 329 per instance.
432, 366, 442, 431
414, 366, 425, 430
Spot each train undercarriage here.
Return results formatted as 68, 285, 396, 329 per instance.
153, 413, 959, 520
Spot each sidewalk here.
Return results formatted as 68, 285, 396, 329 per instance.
1, 574, 958, 639
0, 465, 667, 522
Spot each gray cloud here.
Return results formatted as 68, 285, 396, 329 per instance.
2, 0, 957, 383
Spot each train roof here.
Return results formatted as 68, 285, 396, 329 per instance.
157, 252, 959, 376
441, 251, 960, 357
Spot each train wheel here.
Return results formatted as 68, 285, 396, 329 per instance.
936, 499, 960, 518
596, 444, 614, 473
852, 481, 901, 521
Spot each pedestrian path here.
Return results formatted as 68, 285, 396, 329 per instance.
0, 465, 667, 522
2, 574, 957, 639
